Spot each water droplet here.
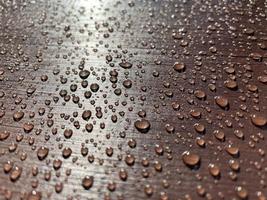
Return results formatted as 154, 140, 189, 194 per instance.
82, 110, 92, 121
27, 190, 42, 200
10, 166, 22, 182
13, 111, 24, 121
125, 154, 135, 166
23, 122, 34, 133
82, 176, 94, 190
194, 123, 205, 133
224, 80, 238, 89
134, 119, 151, 133
62, 147, 72, 159
37, 146, 49, 160
119, 169, 128, 181
229, 159, 240, 171
79, 70, 90, 79
53, 159, 62, 170
90, 83, 99, 92
196, 137, 206, 147
236, 186, 248, 199
215, 96, 229, 108
226, 146, 239, 157
182, 151, 200, 167
214, 130, 225, 141
123, 79, 132, 88
144, 184, 153, 196
3, 161, 13, 173
194, 90, 206, 100
63, 129, 73, 139
119, 61, 132, 69
0, 131, 10, 141
208, 163, 220, 177
251, 114, 266, 127
173, 62, 185, 72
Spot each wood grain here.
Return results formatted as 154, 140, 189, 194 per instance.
0, 0, 266, 199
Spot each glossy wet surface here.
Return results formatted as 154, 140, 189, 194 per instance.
0, 0, 266, 199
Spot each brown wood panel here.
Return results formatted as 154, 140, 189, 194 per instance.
0, 0, 266, 199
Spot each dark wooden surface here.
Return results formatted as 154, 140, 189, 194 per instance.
0, 0, 266, 199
